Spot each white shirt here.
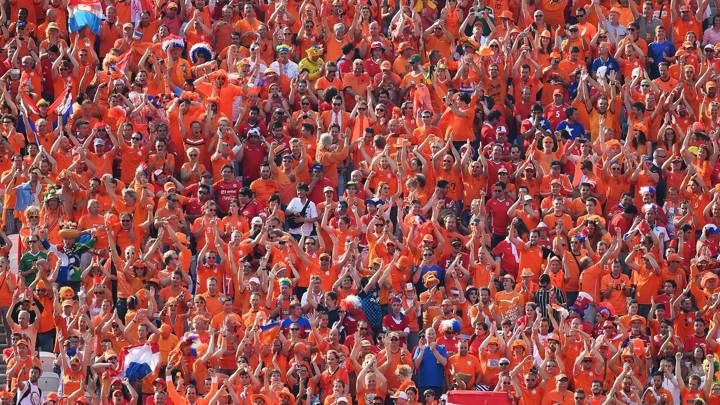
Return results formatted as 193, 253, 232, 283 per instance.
331, 111, 342, 127
269, 60, 299, 79
286, 197, 318, 236
300, 289, 323, 308
662, 376, 680, 405
17, 380, 41, 405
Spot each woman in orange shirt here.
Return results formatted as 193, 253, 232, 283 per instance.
355, 363, 388, 405
180, 147, 206, 185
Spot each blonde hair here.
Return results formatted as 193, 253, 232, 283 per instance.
319, 133, 333, 149
395, 365, 412, 378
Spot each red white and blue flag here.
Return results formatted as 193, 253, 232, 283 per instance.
22, 87, 73, 133
118, 343, 160, 382
68, 0, 104, 34
130, 0, 153, 23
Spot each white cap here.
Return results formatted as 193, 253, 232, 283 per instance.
523, 195, 533, 201
392, 392, 409, 401
248, 277, 260, 285
251, 216, 263, 225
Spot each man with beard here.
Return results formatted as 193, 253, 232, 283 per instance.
641, 371, 675, 405
13, 362, 42, 404
607, 365, 644, 405
510, 370, 544, 405
447, 339, 482, 388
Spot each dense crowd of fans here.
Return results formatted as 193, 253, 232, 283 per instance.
0, 0, 717, 404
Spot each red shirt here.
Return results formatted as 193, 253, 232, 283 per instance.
486, 197, 512, 236
240, 143, 268, 182
308, 176, 334, 203
480, 123, 496, 145
514, 100, 533, 121
381, 314, 409, 346
684, 334, 706, 351
486, 160, 513, 192
183, 197, 207, 217
544, 103, 569, 131
240, 199, 263, 221
213, 180, 242, 214
492, 239, 519, 277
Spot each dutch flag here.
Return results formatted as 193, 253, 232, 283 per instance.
68, 0, 105, 35
118, 343, 160, 382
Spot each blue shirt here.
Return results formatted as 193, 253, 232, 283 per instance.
413, 344, 448, 387
556, 120, 586, 139
647, 40, 675, 68
590, 56, 620, 75
418, 264, 445, 290
280, 316, 312, 333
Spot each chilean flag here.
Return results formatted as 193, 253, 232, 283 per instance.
68, 0, 104, 34
118, 343, 160, 382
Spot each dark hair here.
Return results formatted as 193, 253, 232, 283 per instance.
623, 204, 638, 215
127, 296, 138, 310
341, 43, 355, 55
